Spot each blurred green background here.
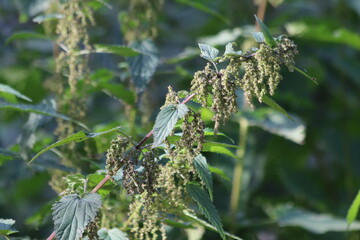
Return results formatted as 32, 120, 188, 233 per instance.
0, 0, 360, 239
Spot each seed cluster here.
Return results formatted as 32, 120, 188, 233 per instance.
178, 111, 205, 154
106, 136, 131, 179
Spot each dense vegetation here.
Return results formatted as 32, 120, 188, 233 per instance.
0, 0, 360, 239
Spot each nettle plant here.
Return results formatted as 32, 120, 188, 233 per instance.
0, 8, 316, 239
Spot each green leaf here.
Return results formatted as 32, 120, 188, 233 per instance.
204, 128, 235, 143
33, 13, 63, 23
0, 101, 70, 120
0, 219, 18, 237
6, 31, 49, 44
98, 228, 129, 240
193, 154, 214, 200
347, 190, 360, 228
152, 104, 188, 148
0, 83, 32, 102
261, 95, 293, 120
29, 127, 121, 164
77, 44, 140, 57
97, 83, 135, 105
26, 201, 53, 228
251, 32, 265, 43
52, 193, 102, 240
201, 142, 237, 159
208, 166, 230, 181
128, 40, 159, 94
266, 204, 360, 234
186, 183, 226, 240
176, 0, 230, 24
198, 43, 219, 62
224, 43, 242, 56
88, 173, 113, 198
254, 15, 277, 48
293, 66, 318, 85
183, 211, 243, 240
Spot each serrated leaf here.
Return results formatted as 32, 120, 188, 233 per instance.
77, 44, 140, 57
194, 154, 213, 200
254, 15, 277, 48
128, 40, 159, 94
152, 104, 188, 148
6, 31, 50, 44
224, 43, 242, 56
0, 83, 32, 102
33, 13, 63, 23
261, 95, 293, 120
347, 190, 360, 228
251, 32, 265, 43
183, 211, 243, 240
52, 193, 102, 240
198, 43, 219, 61
29, 127, 121, 164
186, 183, 226, 240
98, 228, 129, 240
293, 66, 318, 85
0, 219, 18, 237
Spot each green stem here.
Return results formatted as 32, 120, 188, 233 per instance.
229, 117, 249, 221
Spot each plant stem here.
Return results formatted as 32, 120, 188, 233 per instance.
255, 0, 268, 31
229, 117, 249, 222
46, 93, 196, 240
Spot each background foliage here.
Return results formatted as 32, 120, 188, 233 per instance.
0, 0, 360, 239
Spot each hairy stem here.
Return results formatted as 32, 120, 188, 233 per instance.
229, 117, 249, 222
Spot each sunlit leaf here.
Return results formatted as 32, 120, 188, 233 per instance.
29, 127, 121, 164
98, 228, 129, 240
224, 43, 242, 56
77, 44, 140, 57
6, 31, 50, 44
251, 32, 265, 43
152, 104, 188, 148
0, 83, 32, 102
293, 66, 318, 85
254, 15, 277, 48
347, 190, 360, 228
52, 193, 102, 240
186, 183, 226, 240
202, 142, 238, 159
261, 95, 293, 120
198, 43, 219, 62
0, 219, 18, 237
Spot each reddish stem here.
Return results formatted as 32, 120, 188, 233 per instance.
46, 93, 196, 240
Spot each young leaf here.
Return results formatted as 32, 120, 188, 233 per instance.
198, 43, 219, 61
52, 193, 102, 240
347, 190, 360, 228
29, 127, 121, 164
6, 31, 50, 44
224, 43, 242, 56
128, 40, 159, 94
0, 219, 18, 237
261, 95, 293, 120
254, 15, 277, 48
98, 228, 129, 240
0, 83, 32, 102
293, 66, 318, 85
152, 104, 188, 148
251, 32, 265, 43
186, 183, 226, 240
193, 154, 214, 200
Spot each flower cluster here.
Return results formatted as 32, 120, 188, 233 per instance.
106, 136, 131, 179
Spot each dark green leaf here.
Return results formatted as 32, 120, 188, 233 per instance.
98, 228, 129, 240
152, 104, 188, 148
293, 66, 318, 85
29, 127, 121, 164
183, 211, 243, 240
202, 142, 237, 159
6, 31, 50, 44
194, 154, 214, 200
198, 43, 219, 61
204, 128, 235, 143
186, 183, 226, 240
88, 173, 113, 198
347, 190, 360, 228
208, 166, 230, 181
128, 40, 159, 94
52, 193, 102, 240
262, 95, 293, 120
254, 15, 277, 48
0, 83, 32, 102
